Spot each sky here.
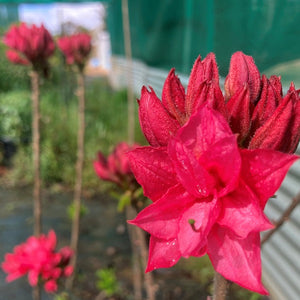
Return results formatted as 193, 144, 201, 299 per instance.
18, 2, 105, 35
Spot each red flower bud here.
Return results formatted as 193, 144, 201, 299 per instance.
226, 85, 254, 145
225, 51, 261, 103
249, 83, 300, 153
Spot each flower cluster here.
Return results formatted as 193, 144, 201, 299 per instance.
3, 22, 55, 73
2, 230, 73, 293
139, 51, 299, 152
58, 33, 92, 69
94, 142, 140, 190
128, 51, 299, 294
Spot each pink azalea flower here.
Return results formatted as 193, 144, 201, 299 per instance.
57, 33, 92, 69
2, 230, 73, 293
138, 51, 299, 152
94, 142, 140, 189
3, 23, 55, 72
128, 106, 298, 294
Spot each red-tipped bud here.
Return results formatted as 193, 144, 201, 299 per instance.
162, 68, 186, 124
186, 53, 219, 111
138, 86, 180, 147
225, 51, 261, 102
251, 75, 282, 133
249, 83, 300, 152
226, 85, 254, 146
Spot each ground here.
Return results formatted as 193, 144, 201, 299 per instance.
0, 185, 212, 300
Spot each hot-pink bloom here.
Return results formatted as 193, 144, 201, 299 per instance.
3, 22, 55, 72
2, 230, 73, 293
128, 106, 298, 294
57, 33, 92, 69
94, 142, 140, 189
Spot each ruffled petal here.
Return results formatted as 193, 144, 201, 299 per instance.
176, 105, 234, 156
128, 147, 176, 201
240, 149, 299, 208
168, 138, 216, 198
128, 185, 193, 239
146, 236, 181, 272
207, 225, 268, 295
178, 196, 220, 256
217, 182, 273, 238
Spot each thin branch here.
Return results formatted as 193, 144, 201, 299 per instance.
126, 205, 143, 300
30, 70, 42, 237
213, 272, 228, 300
122, 0, 135, 145
135, 224, 157, 300
261, 192, 300, 245
66, 71, 86, 290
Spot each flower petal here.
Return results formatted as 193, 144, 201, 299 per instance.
128, 185, 193, 239
176, 105, 234, 156
200, 135, 240, 196
146, 236, 181, 272
240, 149, 299, 208
128, 147, 176, 201
218, 182, 273, 238
138, 86, 180, 146
178, 196, 220, 257
168, 138, 215, 198
207, 225, 268, 295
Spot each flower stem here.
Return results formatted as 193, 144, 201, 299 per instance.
213, 272, 228, 300
30, 70, 42, 237
126, 206, 143, 300
66, 70, 86, 290
32, 284, 41, 300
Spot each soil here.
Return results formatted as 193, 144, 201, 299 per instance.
0, 185, 209, 300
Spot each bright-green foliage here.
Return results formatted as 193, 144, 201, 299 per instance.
95, 268, 119, 297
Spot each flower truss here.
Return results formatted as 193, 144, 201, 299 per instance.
2, 230, 73, 293
138, 51, 299, 152
128, 51, 300, 294
3, 22, 55, 73
57, 33, 92, 70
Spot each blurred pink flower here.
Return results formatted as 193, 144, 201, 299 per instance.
128, 106, 298, 294
138, 51, 299, 152
3, 22, 55, 72
2, 230, 73, 293
57, 33, 92, 69
94, 142, 140, 189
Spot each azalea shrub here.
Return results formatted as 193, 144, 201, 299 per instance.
2, 230, 73, 293
127, 51, 299, 295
